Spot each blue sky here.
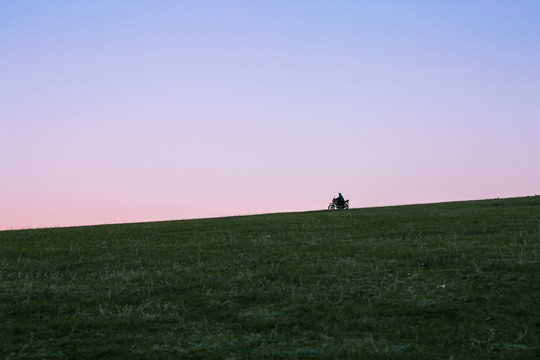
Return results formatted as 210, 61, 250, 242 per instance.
1, 1, 539, 229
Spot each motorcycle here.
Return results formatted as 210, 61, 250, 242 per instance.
328, 197, 349, 210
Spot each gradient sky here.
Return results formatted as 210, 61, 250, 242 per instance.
1, 1, 539, 230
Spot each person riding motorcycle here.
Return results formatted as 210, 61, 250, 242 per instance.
336, 193, 345, 208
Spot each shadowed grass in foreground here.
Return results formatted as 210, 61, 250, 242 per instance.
1, 196, 539, 359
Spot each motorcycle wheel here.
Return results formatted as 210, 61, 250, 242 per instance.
328, 205, 335, 210
344, 203, 349, 209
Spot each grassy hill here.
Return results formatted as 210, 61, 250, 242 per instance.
1, 196, 539, 359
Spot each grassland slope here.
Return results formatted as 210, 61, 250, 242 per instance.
1, 196, 539, 359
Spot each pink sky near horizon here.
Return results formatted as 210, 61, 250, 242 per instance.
1, 1, 539, 230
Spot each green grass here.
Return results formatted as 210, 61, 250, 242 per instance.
1, 196, 539, 359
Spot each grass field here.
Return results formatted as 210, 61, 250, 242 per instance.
1, 196, 539, 359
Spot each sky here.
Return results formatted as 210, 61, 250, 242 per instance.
1, 1, 539, 230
